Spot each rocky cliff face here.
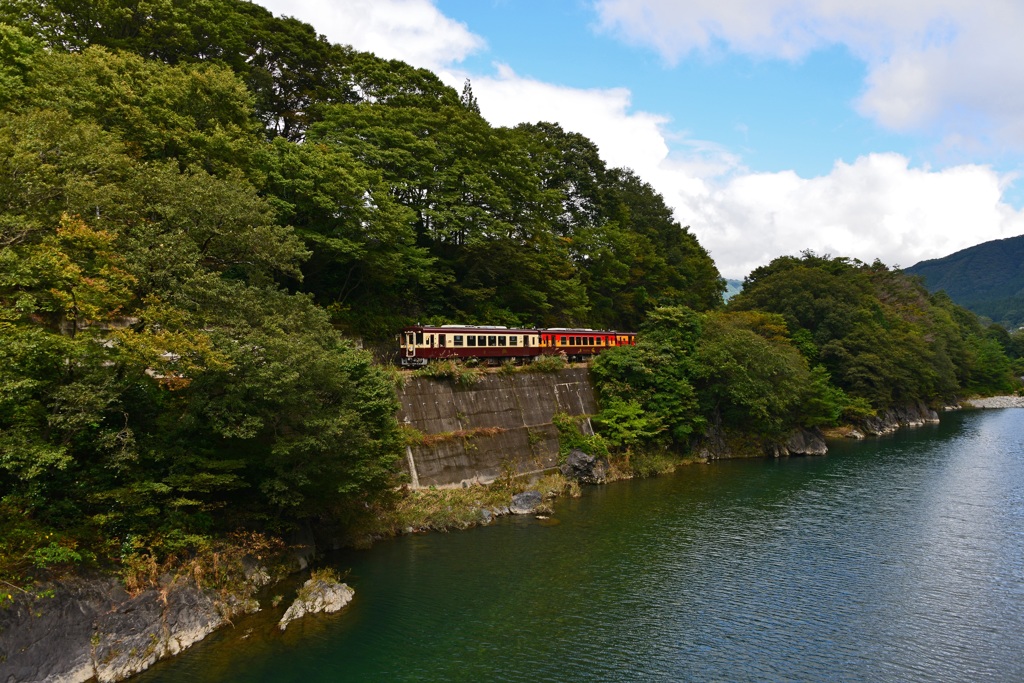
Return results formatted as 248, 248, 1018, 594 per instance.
834, 401, 941, 439
0, 577, 257, 683
696, 425, 829, 460
696, 401, 943, 459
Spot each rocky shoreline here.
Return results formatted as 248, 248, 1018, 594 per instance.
962, 395, 1024, 409
0, 577, 257, 683
0, 566, 356, 683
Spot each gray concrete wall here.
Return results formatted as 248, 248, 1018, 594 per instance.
397, 367, 598, 488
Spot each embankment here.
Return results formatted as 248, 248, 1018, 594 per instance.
397, 367, 597, 488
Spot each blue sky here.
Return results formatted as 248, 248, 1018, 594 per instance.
436, 1, 887, 178
255, 0, 1024, 278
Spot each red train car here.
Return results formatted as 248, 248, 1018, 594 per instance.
399, 325, 635, 367
539, 328, 636, 359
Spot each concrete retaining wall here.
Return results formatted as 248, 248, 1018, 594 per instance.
397, 367, 598, 488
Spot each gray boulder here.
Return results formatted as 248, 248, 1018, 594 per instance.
783, 428, 828, 456
509, 490, 543, 514
278, 576, 354, 631
559, 449, 608, 484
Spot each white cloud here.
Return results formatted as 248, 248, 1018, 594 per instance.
453, 65, 671, 172
253, 0, 483, 70
593, 0, 1024, 148
674, 154, 1024, 278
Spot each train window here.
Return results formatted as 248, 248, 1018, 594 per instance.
415, 331, 423, 345
488, 335, 497, 346
560, 336, 567, 345
467, 335, 476, 346
588, 337, 594, 345
498, 336, 506, 346
509, 336, 517, 346
439, 335, 446, 348
454, 335, 464, 347
597, 338, 603, 345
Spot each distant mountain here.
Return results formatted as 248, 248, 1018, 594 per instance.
904, 234, 1024, 328
723, 279, 744, 301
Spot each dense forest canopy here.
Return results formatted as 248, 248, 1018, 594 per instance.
0, 0, 724, 337
0, 0, 1020, 586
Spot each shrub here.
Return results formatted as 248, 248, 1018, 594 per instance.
526, 354, 567, 373
414, 360, 482, 386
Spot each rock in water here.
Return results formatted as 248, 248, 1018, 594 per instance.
278, 577, 354, 631
509, 490, 543, 514
783, 428, 828, 456
559, 449, 608, 484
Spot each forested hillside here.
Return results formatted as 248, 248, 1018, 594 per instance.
904, 234, 1024, 329
0, 1, 1019, 589
589, 253, 1023, 458
0, 0, 721, 584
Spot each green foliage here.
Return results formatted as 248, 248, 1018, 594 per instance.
591, 397, 660, 449
590, 306, 704, 449
552, 412, 609, 460
526, 354, 568, 373
692, 311, 817, 437
0, 32, 405, 574
0, 22, 38, 106
413, 360, 482, 386
32, 542, 82, 569
730, 252, 1017, 408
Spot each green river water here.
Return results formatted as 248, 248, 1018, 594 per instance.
138, 408, 1024, 682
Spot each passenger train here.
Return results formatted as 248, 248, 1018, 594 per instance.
398, 324, 636, 367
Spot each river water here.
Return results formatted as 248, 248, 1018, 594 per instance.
139, 409, 1024, 682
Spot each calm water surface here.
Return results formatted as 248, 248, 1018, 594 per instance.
140, 409, 1024, 682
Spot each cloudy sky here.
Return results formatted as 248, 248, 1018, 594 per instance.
254, 0, 1024, 278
